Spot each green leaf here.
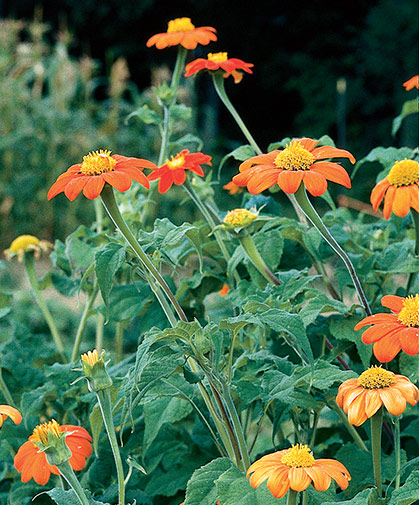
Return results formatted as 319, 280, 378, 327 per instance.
65, 234, 95, 274
295, 360, 357, 390
89, 404, 103, 457
389, 470, 419, 505
45, 488, 110, 505
126, 104, 160, 125
392, 99, 419, 136
353, 146, 413, 180
171, 103, 192, 121
322, 488, 382, 505
218, 144, 256, 177
329, 316, 372, 368
399, 353, 419, 383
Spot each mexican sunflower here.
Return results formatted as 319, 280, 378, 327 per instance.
223, 181, 243, 195
247, 444, 351, 499
47, 150, 156, 201
355, 294, 419, 362
146, 17, 217, 50
403, 75, 419, 90
370, 159, 419, 218
4, 235, 52, 262
14, 420, 92, 485
232, 138, 355, 196
0, 405, 22, 428
337, 366, 418, 426
148, 149, 212, 193
184, 52, 253, 83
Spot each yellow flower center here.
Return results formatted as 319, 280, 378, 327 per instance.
274, 141, 315, 171
357, 366, 396, 389
167, 17, 195, 33
166, 154, 185, 170
208, 52, 228, 63
81, 349, 100, 366
397, 294, 419, 327
80, 150, 116, 176
8, 235, 40, 253
387, 159, 419, 187
224, 208, 257, 226
31, 419, 62, 445
281, 444, 315, 468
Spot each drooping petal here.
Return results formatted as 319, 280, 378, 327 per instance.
392, 186, 411, 217
82, 176, 105, 200
245, 167, 281, 194
310, 161, 351, 188
383, 185, 396, 219
172, 169, 186, 186
360, 323, 404, 344
370, 178, 390, 210
115, 157, 157, 171
305, 465, 331, 491
316, 460, 351, 490
303, 171, 328, 196
158, 173, 174, 193
354, 313, 399, 330
277, 170, 304, 193
266, 467, 291, 499
381, 295, 404, 314
409, 184, 419, 212
398, 327, 419, 355
298, 138, 319, 152
336, 379, 359, 408
239, 151, 278, 172
118, 167, 150, 188
47, 174, 74, 200
347, 390, 368, 426
373, 333, 402, 362
364, 389, 382, 418
311, 145, 356, 164
392, 379, 419, 405
0, 405, 22, 425
102, 171, 132, 193
379, 387, 406, 416
288, 467, 312, 492
64, 176, 89, 201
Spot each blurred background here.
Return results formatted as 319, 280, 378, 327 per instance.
0, 0, 418, 247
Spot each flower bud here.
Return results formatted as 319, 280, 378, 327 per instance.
81, 349, 113, 392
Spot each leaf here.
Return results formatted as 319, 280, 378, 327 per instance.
399, 353, 419, 383
218, 144, 256, 177
352, 146, 414, 180
389, 470, 419, 505
392, 99, 419, 136
171, 103, 192, 121
89, 404, 103, 457
126, 104, 160, 125
329, 316, 372, 368
295, 360, 357, 390
322, 488, 383, 505
45, 488, 110, 505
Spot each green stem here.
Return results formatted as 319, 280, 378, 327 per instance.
407, 209, 419, 294
115, 322, 124, 364
286, 489, 299, 505
57, 459, 90, 505
293, 185, 372, 316
97, 389, 125, 505
0, 367, 15, 406
371, 407, 383, 497
23, 253, 66, 361
71, 284, 99, 362
394, 417, 401, 489
329, 400, 368, 451
239, 234, 280, 285
95, 313, 104, 351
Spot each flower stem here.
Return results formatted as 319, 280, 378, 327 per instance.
0, 367, 15, 406
71, 283, 99, 362
286, 489, 299, 505
239, 234, 280, 285
394, 417, 401, 489
406, 209, 419, 294
57, 459, 90, 505
293, 185, 372, 316
23, 253, 67, 361
371, 407, 383, 497
115, 322, 124, 364
97, 388, 125, 505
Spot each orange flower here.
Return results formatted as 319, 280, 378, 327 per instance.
185, 52, 253, 83
232, 138, 354, 197
14, 422, 92, 485
219, 283, 229, 296
336, 366, 418, 426
354, 294, 419, 362
148, 149, 212, 193
223, 181, 243, 195
47, 150, 156, 201
370, 159, 419, 219
403, 75, 419, 90
146, 17, 217, 50
0, 405, 22, 428
247, 444, 350, 499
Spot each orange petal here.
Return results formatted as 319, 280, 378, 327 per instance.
392, 186, 411, 217
379, 387, 406, 416
370, 178, 390, 210
354, 313, 398, 330
246, 167, 281, 194
347, 390, 368, 426
82, 176, 105, 200
409, 185, 419, 212
381, 295, 404, 314
361, 323, 403, 344
266, 467, 291, 499
392, 380, 419, 406
311, 145, 356, 164
383, 185, 396, 219
102, 171, 132, 193
316, 460, 351, 490
47, 174, 74, 200
364, 389, 382, 418
303, 171, 328, 196
118, 167, 150, 189
398, 327, 419, 355
310, 161, 351, 188
277, 170, 304, 193
305, 465, 331, 491
342, 387, 365, 413
239, 152, 278, 172
64, 176, 89, 201
373, 332, 402, 362
298, 138, 319, 152
0, 405, 22, 425
158, 173, 174, 193
288, 467, 312, 492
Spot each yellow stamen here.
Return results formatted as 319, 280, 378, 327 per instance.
357, 366, 395, 389
81, 349, 100, 366
223, 208, 257, 226
208, 52, 228, 63
166, 154, 185, 170
7, 235, 40, 253
281, 444, 315, 468
31, 419, 62, 445
80, 150, 116, 176
274, 140, 315, 171
387, 159, 419, 187
397, 294, 419, 327
167, 17, 195, 33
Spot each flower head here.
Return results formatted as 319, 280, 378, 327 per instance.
223, 181, 244, 195
146, 17, 217, 50
4, 235, 53, 262
14, 420, 92, 485
233, 138, 354, 196
0, 405, 22, 428
370, 159, 419, 219
247, 444, 351, 498
355, 294, 419, 362
223, 208, 258, 229
403, 75, 419, 91
47, 150, 156, 201
147, 149, 212, 193
336, 366, 418, 426
81, 349, 113, 392
185, 52, 253, 83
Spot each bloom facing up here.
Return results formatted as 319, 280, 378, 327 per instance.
355, 294, 419, 361
4, 235, 53, 262
232, 138, 354, 197
403, 75, 419, 91
370, 159, 419, 219
185, 52, 253, 83
148, 150, 212, 193
146, 17, 217, 50
0, 405, 22, 428
47, 150, 156, 201
14, 420, 92, 485
247, 444, 350, 499
336, 366, 418, 426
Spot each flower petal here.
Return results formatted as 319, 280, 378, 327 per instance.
305, 465, 331, 491
82, 176, 105, 200
381, 295, 404, 314
64, 176, 89, 201
379, 387, 406, 416
266, 467, 291, 498
364, 389, 382, 418
398, 327, 419, 356
370, 178, 390, 210
277, 170, 304, 193
118, 167, 150, 189
102, 171, 132, 193
288, 467, 312, 492
354, 313, 399, 330
373, 332, 402, 362
303, 171, 328, 196
392, 186, 411, 217
311, 145, 356, 164
361, 323, 404, 344
310, 161, 351, 188
383, 185, 396, 219
0, 405, 22, 425
347, 390, 369, 426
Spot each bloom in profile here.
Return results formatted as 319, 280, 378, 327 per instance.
233, 138, 354, 196
14, 420, 92, 485
4, 235, 53, 262
403, 75, 419, 90
247, 444, 351, 499
223, 181, 243, 195
370, 159, 419, 219
146, 17, 217, 50
185, 52, 253, 83
47, 150, 156, 201
148, 150, 212, 193
223, 208, 258, 230
355, 294, 419, 361
0, 405, 22, 428
337, 366, 418, 426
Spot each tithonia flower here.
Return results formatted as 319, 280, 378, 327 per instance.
354, 294, 419, 361
146, 17, 217, 50
370, 159, 419, 219
4, 235, 53, 262
223, 181, 243, 195
185, 52, 253, 83
247, 444, 351, 499
47, 150, 156, 201
232, 138, 355, 197
14, 420, 92, 485
403, 75, 419, 91
223, 208, 258, 229
336, 366, 418, 426
148, 149, 212, 193
0, 405, 22, 428
219, 284, 229, 296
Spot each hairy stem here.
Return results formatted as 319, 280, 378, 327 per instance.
371, 407, 383, 497
239, 234, 280, 285
0, 367, 15, 406
57, 459, 90, 505
71, 284, 99, 362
